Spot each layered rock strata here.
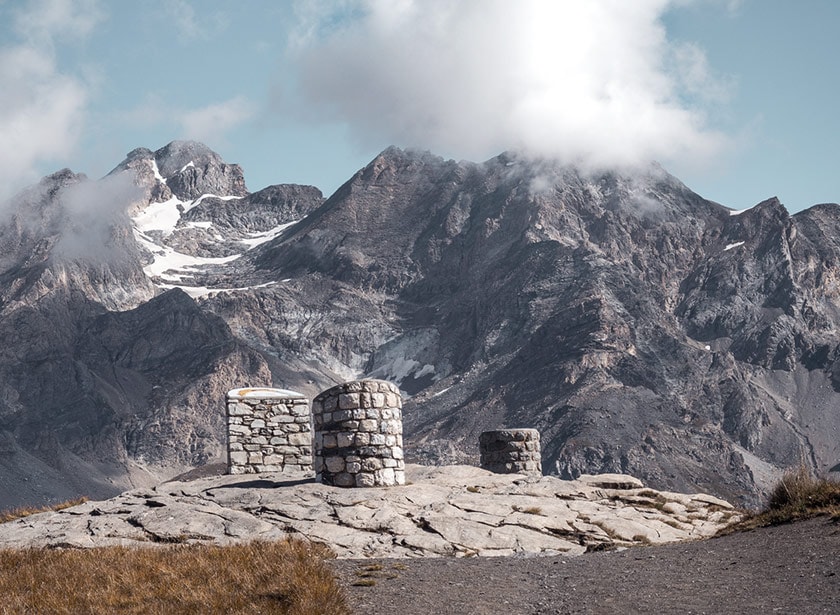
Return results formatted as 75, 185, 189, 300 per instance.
312, 380, 405, 487
480, 429, 542, 475
226, 388, 312, 475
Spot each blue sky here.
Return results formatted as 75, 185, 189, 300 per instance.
0, 0, 838, 213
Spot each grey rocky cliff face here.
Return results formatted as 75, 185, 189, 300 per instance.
233, 148, 840, 506
2, 142, 840, 510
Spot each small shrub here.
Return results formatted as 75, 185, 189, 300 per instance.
466, 485, 480, 493
361, 564, 383, 572
766, 466, 840, 512
512, 506, 543, 515
631, 534, 652, 545
722, 466, 840, 533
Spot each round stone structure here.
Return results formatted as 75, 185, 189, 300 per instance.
226, 387, 312, 475
479, 428, 542, 475
312, 379, 405, 487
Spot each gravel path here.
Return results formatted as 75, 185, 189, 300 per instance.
330, 516, 839, 614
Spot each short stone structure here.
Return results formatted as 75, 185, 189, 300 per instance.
226, 387, 312, 475
479, 428, 542, 475
312, 379, 405, 487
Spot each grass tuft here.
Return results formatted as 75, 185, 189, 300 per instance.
512, 505, 543, 515
0, 497, 89, 524
723, 466, 840, 533
0, 538, 348, 614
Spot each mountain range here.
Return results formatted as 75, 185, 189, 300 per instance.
1, 140, 838, 509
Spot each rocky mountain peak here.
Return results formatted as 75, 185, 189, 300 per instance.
109, 141, 248, 204
4, 143, 840, 514
155, 141, 248, 200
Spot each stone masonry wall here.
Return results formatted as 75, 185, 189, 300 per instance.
479, 428, 542, 475
312, 379, 405, 487
226, 387, 312, 475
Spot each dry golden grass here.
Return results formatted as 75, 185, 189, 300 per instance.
0, 539, 349, 615
724, 466, 840, 533
0, 497, 89, 524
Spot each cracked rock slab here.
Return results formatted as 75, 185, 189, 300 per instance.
0, 465, 740, 558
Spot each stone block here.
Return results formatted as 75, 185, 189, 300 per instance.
377, 468, 396, 484
325, 456, 346, 473
356, 472, 377, 487
322, 395, 338, 412
353, 432, 370, 446
228, 402, 253, 416
359, 419, 378, 432
229, 451, 248, 465
334, 472, 355, 487
332, 410, 353, 422
338, 393, 360, 409
288, 432, 311, 447
290, 405, 309, 417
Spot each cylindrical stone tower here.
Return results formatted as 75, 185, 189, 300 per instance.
226, 387, 313, 475
479, 428, 542, 475
312, 379, 405, 487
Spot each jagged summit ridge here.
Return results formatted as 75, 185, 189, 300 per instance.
1, 142, 840, 512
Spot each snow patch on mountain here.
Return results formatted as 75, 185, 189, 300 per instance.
149, 159, 166, 184
158, 281, 279, 299
239, 221, 298, 248
133, 197, 185, 235
133, 230, 241, 280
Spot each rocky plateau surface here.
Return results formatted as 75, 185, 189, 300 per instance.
0, 465, 738, 558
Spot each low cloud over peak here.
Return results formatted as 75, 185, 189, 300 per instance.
289, 0, 730, 173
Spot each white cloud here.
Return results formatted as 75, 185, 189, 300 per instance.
180, 97, 255, 144
0, 0, 101, 202
163, 0, 228, 40
288, 0, 731, 173
13, 0, 103, 46
54, 171, 142, 262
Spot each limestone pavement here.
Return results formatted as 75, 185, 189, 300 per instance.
0, 465, 739, 558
